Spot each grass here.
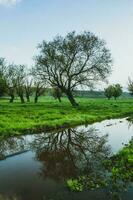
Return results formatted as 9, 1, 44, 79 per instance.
1, 96, 133, 137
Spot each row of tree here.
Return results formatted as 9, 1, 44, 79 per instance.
1, 55, 133, 103
1, 31, 113, 106
0, 58, 63, 103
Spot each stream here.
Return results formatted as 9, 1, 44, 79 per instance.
0, 118, 133, 200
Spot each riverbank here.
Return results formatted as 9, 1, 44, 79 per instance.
0, 97, 133, 137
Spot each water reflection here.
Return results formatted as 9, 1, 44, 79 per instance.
127, 116, 133, 129
31, 128, 111, 180
0, 118, 132, 200
0, 137, 29, 160
0, 127, 111, 180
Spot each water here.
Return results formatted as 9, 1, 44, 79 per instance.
0, 118, 133, 200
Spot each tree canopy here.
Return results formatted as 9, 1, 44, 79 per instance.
113, 84, 123, 100
104, 85, 114, 100
104, 84, 123, 100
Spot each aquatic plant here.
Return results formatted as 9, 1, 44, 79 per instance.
67, 179, 83, 192
67, 138, 133, 198
0, 195, 18, 200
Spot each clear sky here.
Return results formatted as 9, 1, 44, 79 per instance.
0, 0, 133, 89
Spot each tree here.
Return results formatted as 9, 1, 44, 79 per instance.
35, 31, 112, 106
15, 65, 26, 103
0, 58, 7, 97
31, 67, 46, 103
52, 87, 62, 102
0, 77, 6, 97
113, 84, 122, 100
5, 64, 17, 103
128, 77, 133, 96
34, 81, 45, 103
104, 85, 114, 100
24, 77, 33, 102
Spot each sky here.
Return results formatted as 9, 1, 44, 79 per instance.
0, 0, 133, 90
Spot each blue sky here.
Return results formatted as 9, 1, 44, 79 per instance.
0, 0, 133, 89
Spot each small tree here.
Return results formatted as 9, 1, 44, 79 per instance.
113, 84, 122, 100
52, 87, 62, 102
128, 77, 133, 96
104, 85, 114, 100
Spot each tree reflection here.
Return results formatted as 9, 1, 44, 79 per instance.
30, 127, 132, 199
30, 127, 111, 180
0, 136, 29, 160
0, 126, 132, 199
127, 116, 133, 129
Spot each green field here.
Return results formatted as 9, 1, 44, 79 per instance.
0, 97, 133, 137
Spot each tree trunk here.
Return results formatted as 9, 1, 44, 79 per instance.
58, 96, 61, 103
19, 95, 25, 103
66, 91, 78, 107
9, 94, 14, 103
26, 94, 30, 102
34, 95, 38, 103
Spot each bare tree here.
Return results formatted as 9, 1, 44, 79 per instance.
35, 31, 112, 106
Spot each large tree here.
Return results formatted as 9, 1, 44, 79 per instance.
35, 31, 112, 106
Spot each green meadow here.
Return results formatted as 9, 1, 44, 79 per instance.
1, 97, 133, 137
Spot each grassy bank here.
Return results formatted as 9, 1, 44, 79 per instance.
0, 97, 133, 137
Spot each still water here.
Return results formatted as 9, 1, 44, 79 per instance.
0, 118, 133, 200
